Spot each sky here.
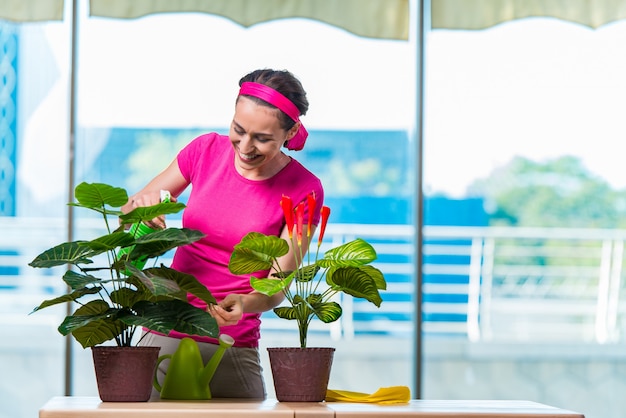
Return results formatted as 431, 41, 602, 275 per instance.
424, 18, 626, 196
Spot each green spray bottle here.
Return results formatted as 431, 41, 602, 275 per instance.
118, 190, 171, 274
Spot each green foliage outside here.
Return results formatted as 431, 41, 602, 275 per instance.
466, 155, 626, 282
467, 155, 626, 229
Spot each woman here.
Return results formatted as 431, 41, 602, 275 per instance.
124, 69, 324, 398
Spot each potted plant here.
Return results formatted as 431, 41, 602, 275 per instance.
29, 182, 220, 402
228, 193, 387, 402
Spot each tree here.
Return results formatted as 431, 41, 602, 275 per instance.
467, 155, 626, 228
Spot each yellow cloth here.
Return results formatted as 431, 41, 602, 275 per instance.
325, 386, 411, 404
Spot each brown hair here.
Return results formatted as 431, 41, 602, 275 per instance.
238, 69, 309, 131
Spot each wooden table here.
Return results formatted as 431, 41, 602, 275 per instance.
39, 397, 585, 417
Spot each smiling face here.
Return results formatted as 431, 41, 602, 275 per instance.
229, 96, 297, 180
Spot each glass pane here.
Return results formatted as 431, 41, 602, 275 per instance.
5, 8, 416, 416
73, 9, 416, 400
423, 17, 626, 418
0, 18, 71, 418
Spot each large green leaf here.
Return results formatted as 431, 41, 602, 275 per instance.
62, 300, 113, 329
316, 238, 377, 269
228, 233, 289, 274
250, 276, 291, 296
169, 269, 217, 305
60, 300, 126, 348
71, 317, 129, 348
119, 201, 187, 225
229, 248, 274, 274
62, 270, 136, 294
110, 287, 142, 308
121, 300, 219, 338
294, 264, 320, 282
28, 241, 98, 268
327, 266, 383, 307
31, 286, 102, 313
84, 231, 134, 252
73, 182, 128, 212
273, 295, 314, 323
308, 296, 342, 323
29, 232, 134, 270
27, 182, 221, 349
136, 266, 216, 305
127, 228, 206, 261
273, 306, 301, 320
238, 232, 289, 255
62, 270, 102, 290
359, 265, 387, 290
130, 266, 183, 295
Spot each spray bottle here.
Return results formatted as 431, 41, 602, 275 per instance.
118, 190, 171, 273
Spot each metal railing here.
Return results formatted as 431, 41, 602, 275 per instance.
422, 226, 626, 343
2, 218, 626, 343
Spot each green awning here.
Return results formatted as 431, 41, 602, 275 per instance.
432, 0, 626, 30
0, 0, 409, 40
0, 0, 64, 22
89, 0, 409, 40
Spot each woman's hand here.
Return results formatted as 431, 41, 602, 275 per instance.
207, 290, 285, 328
208, 294, 244, 327
121, 191, 176, 229
119, 159, 188, 229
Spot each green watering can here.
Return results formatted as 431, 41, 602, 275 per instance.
153, 335, 235, 400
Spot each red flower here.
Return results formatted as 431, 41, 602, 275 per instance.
295, 201, 305, 247
280, 195, 294, 239
318, 206, 331, 248
307, 192, 316, 238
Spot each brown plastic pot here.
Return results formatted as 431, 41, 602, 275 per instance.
267, 347, 335, 402
92, 346, 160, 402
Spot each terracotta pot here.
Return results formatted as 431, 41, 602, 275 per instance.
267, 347, 335, 402
92, 346, 160, 402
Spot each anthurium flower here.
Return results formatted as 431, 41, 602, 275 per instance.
307, 192, 316, 238
318, 206, 331, 249
295, 201, 305, 246
228, 196, 386, 348
280, 195, 294, 239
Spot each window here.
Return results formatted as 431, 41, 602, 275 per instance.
423, 17, 626, 418
2, 7, 416, 416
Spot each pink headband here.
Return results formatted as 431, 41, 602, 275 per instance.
238, 82, 308, 151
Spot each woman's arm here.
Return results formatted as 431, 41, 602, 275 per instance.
209, 223, 318, 326
121, 158, 190, 228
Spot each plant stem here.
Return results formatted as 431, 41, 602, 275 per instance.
298, 317, 308, 348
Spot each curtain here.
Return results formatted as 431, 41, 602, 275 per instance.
431, 0, 626, 30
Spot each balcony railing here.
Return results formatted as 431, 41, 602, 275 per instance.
2, 218, 625, 343
422, 226, 626, 343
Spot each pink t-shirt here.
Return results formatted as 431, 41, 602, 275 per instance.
163, 133, 323, 347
